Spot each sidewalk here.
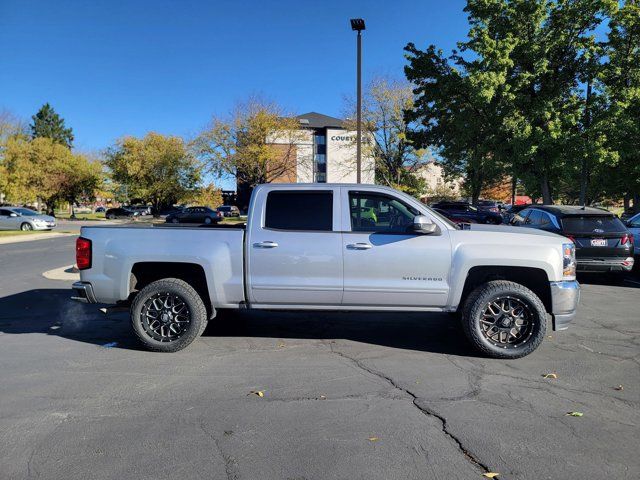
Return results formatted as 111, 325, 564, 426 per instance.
0, 232, 77, 245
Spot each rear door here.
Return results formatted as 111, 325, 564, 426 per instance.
341, 188, 452, 307
247, 187, 343, 305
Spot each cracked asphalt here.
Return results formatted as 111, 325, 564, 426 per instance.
0, 237, 638, 480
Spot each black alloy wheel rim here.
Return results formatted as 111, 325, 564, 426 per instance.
140, 292, 191, 342
480, 296, 534, 348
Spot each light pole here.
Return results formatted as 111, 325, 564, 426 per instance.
350, 18, 365, 184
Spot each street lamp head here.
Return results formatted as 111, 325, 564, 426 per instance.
350, 18, 365, 31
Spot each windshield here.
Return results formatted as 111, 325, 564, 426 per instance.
562, 215, 625, 234
14, 208, 38, 216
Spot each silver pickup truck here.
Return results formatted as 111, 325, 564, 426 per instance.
72, 183, 579, 358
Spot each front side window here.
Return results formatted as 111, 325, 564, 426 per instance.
349, 192, 418, 233
15, 208, 37, 216
265, 191, 333, 231
513, 209, 531, 224
526, 210, 543, 225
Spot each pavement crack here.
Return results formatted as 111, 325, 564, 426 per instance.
324, 341, 491, 474
199, 423, 240, 480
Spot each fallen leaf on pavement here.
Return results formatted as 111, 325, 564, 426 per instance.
367, 436, 379, 442
277, 342, 285, 348
248, 390, 265, 397
566, 411, 583, 417
542, 373, 558, 379
614, 385, 623, 391
482, 473, 500, 478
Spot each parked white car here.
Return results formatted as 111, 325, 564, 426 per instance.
0, 207, 56, 231
72, 183, 579, 359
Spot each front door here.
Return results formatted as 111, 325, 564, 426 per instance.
247, 188, 343, 305
0, 209, 18, 230
342, 189, 452, 307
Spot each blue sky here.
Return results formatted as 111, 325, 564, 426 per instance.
1, 0, 468, 186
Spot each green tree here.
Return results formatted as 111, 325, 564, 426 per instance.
405, 0, 616, 205
30, 103, 74, 148
404, 41, 509, 204
599, 0, 640, 210
104, 133, 202, 212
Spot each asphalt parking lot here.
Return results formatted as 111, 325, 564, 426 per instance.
0, 236, 638, 480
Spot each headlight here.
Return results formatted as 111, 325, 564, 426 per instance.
562, 242, 576, 279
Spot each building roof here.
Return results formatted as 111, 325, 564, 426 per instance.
295, 112, 345, 129
531, 205, 614, 217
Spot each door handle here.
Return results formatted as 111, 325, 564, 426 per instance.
346, 243, 372, 250
253, 241, 279, 249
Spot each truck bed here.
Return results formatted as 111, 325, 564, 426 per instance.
78, 224, 246, 307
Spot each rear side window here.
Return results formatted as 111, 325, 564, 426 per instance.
265, 191, 333, 231
562, 215, 625, 233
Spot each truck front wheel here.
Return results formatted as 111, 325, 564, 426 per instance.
461, 280, 547, 359
131, 278, 208, 352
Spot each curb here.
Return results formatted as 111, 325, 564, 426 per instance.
42, 264, 80, 281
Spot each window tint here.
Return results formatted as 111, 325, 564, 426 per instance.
349, 192, 418, 233
513, 209, 530, 224
265, 191, 333, 231
562, 215, 625, 233
539, 212, 552, 227
628, 215, 640, 228
526, 210, 543, 225
0, 209, 11, 216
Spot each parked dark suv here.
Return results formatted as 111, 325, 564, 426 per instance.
511, 205, 634, 273
431, 201, 503, 224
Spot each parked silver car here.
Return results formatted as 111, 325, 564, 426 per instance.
0, 207, 56, 231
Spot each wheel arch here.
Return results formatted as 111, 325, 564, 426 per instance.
129, 262, 214, 318
457, 266, 552, 313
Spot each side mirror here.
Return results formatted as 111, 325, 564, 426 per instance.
412, 215, 438, 234
9, 213, 18, 217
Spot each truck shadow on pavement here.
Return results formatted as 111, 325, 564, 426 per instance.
0, 289, 478, 357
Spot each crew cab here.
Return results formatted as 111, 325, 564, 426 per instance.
72, 184, 580, 359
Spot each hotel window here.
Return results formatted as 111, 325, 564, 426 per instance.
314, 132, 327, 183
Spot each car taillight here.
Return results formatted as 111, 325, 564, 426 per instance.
76, 237, 92, 270
621, 234, 634, 246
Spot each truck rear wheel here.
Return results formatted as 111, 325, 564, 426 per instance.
131, 278, 208, 352
461, 280, 547, 359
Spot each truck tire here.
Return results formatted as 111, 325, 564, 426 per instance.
461, 280, 547, 359
130, 278, 208, 352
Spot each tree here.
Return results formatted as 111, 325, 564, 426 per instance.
104, 132, 202, 211
1, 137, 101, 210
404, 41, 509, 204
194, 97, 306, 206
30, 103, 74, 148
598, 0, 640, 210
405, 0, 616, 205
182, 183, 223, 208
343, 76, 430, 195
0, 109, 28, 199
